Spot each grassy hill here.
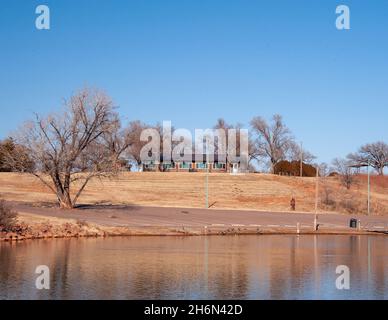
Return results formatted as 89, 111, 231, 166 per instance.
0, 172, 387, 215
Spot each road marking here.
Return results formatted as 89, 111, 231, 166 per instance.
249, 224, 262, 227
285, 225, 295, 228
373, 226, 385, 229
211, 224, 225, 227
232, 224, 244, 227
268, 225, 280, 227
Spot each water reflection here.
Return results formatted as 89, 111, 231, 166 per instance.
0, 235, 387, 300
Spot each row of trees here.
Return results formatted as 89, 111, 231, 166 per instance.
0, 88, 387, 208
347, 142, 388, 175
249, 115, 387, 177
331, 142, 388, 189
0, 138, 33, 172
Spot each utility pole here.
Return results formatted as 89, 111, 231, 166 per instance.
205, 160, 209, 209
314, 165, 319, 231
300, 142, 303, 177
204, 135, 210, 209
349, 161, 372, 216
367, 159, 371, 216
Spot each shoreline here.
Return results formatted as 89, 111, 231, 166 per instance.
1, 223, 386, 242
1, 202, 387, 242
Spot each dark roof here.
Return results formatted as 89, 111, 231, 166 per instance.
159, 154, 241, 163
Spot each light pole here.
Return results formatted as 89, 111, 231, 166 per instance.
349, 161, 371, 216
367, 159, 371, 216
300, 142, 303, 177
314, 165, 319, 231
205, 160, 209, 209
204, 135, 210, 209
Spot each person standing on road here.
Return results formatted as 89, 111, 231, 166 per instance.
290, 197, 296, 211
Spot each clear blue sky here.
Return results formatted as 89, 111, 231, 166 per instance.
0, 0, 387, 163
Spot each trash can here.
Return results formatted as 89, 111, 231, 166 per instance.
350, 218, 358, 228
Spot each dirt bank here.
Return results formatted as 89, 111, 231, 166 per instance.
1, 202, 387, 241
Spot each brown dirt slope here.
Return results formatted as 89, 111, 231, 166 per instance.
0, 172, 387, 215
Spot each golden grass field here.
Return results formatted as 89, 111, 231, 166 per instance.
0, 172, 387, 214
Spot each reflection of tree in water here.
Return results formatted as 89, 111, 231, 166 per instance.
1, 236, 387, 299
125, 237, 210, 299
207, 237, 250, 299
369, 237, 387, 298
268, 237, 294, 299
129, 263, 179, 299
267, 236, 325, 299
0, 240, 75, 299
119, 236, 251, 299
345, 235, 365, 278
48, 239, 72, 299
57, 238, 123, 299
288, 236, 312, 297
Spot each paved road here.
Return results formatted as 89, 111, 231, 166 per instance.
13, 202, 388, 231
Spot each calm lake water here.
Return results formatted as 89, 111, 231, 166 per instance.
0, 235, 387, 300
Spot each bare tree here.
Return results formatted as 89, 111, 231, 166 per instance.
332, 158, 355, 190
126, 120, 150, 168
288, 142, 316, 164
0, 138, 34, 172
103, 117, 133, 163
318, 162, 329, 177
4, 88, 131, 209
154, 121, 179, 156
347, 141, 388, 175
247, 131, 260, 168
212, 118, 236, 157
213, 118, 232, 152
214, 118, 232, 132
250, 114, 294, 173
213, 118, 258, 170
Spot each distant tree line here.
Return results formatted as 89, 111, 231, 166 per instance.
329, 142, 388, 189
0, 138, 34, 172
347, 142, 388, 175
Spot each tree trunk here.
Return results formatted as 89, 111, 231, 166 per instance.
58, 191, 73, 209
271, 162, 276, 174
52, 174, 74, 209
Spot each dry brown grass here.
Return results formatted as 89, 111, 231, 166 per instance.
320, 175, 388, 215
0, 172, 387, 214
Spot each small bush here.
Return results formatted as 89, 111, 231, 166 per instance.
321, 186, 335, 207
0, 200, 18, 232
339, 198, 357, 213
274, 160, 317, 177
76, 219, 89, 228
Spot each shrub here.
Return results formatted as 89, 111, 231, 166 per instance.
274, 160, 317, 177
0, 200, 18, 232
76, 219, 89, 228
339, 198, 357, 213
321, 185, 335, 207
